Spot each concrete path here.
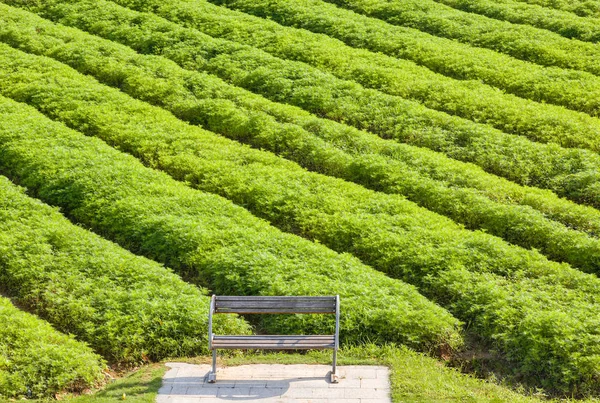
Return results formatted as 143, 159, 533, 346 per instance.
157, 363, 391, 402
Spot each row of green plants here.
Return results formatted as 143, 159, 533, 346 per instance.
13, 0, 600, 211
513, 0, 600, 17
0, 289, 105, 399
0, 137, 249, 366
11, 2, 600, 238
15, 0, 600, 153
3, 45, 600, 394
155, 0, 600, 117
4, 6, 600, 276
127, 0, 600, 151
318, 0, 600, 75
0, 92, 460, 352
437, 0, 600, 43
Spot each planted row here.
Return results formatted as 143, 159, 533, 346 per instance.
85, 0, 600, 152
5, 8, 600, 274
0, 292, 105, 399
437, 0, 600, 43
0, 93, 460, 351
3, 46, 600, 393
15, 0, 600, 210
143, 0, 600, 117
512, 0, 600, 17
0, 144, 248, 365
318, 0, 600, 75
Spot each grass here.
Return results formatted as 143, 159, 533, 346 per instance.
7, 345, 600, 402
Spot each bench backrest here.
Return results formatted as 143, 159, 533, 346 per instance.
213, 296, 337, 314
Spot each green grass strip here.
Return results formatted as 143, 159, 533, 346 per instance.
3, 6, 600, 275
0, 295, 105, 399
2, 46, 600, 393
0, 173, 248, 365
11, 0, 600, 211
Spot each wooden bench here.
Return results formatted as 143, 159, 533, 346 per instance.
208, 295, 340, 383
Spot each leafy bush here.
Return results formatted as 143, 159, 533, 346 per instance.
511, 0, 600, 18
0, 47, 599, 393
2, 6, 600, 274
16, 0, 600, 210
314, 0, 600, 75
0, 176, 248, 365
49, 0, 600, 152
438, 0, 600, 43
0, 93, 460, 352
210, 0, 600, 117
0, 296, 105, 399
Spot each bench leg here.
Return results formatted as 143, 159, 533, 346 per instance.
208, 349, 217, 383
331, 349, 339, 383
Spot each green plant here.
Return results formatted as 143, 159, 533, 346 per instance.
0, 93, 460, 353
0, 296, 105, 399
0, 175, 249, 365
16, 0, 600, 211
437, 0, 600, 43
1, 6, 600, 274
315, 0, 600, 74
0, 47, 599, 393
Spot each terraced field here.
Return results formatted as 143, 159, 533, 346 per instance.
1, 0, 600, 399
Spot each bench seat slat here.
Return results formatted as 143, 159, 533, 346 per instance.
215, 335, 334, 340
215, 308, 334, 314
216, 301, 336, 307
212, 335, 335, 350
216, 296, 336, 301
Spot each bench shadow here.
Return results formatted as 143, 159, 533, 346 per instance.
160, 371, 336, 400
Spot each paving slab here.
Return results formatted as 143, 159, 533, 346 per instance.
156, 363, 391, 402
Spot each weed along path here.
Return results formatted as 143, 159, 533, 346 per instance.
157, 363, 391, 402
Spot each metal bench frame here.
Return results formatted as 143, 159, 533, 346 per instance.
208, 295, 340, 383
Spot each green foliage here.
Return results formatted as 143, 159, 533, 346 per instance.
172, 0, 600, 149
2, 6, 600, 276
314, 0, 600, 75
512, 0, 600, 18
438, 0, 600, 43
172, 0, 600, 117
0, 47, 600, 394
16, 0, 600, 211
39, 0, 600, 155
0, 94, 460, 353
0, 176, 248, 365
0, 297, 105, 399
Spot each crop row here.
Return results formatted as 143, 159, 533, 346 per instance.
318, 0, 600, 75
0, 136, 248, 366
122, 0, 600, 151
437, 0, 600, 43
15, 0, 600, 210
513, 0, 600, 18
0, 90, 459, 351
139, 0, 600, 117
4, 7, 600, 275
95, 0, 600, 150
0, 290, 105, 399
3, 45, 600, 393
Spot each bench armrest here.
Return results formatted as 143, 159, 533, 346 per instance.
208, 295, 216, 350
